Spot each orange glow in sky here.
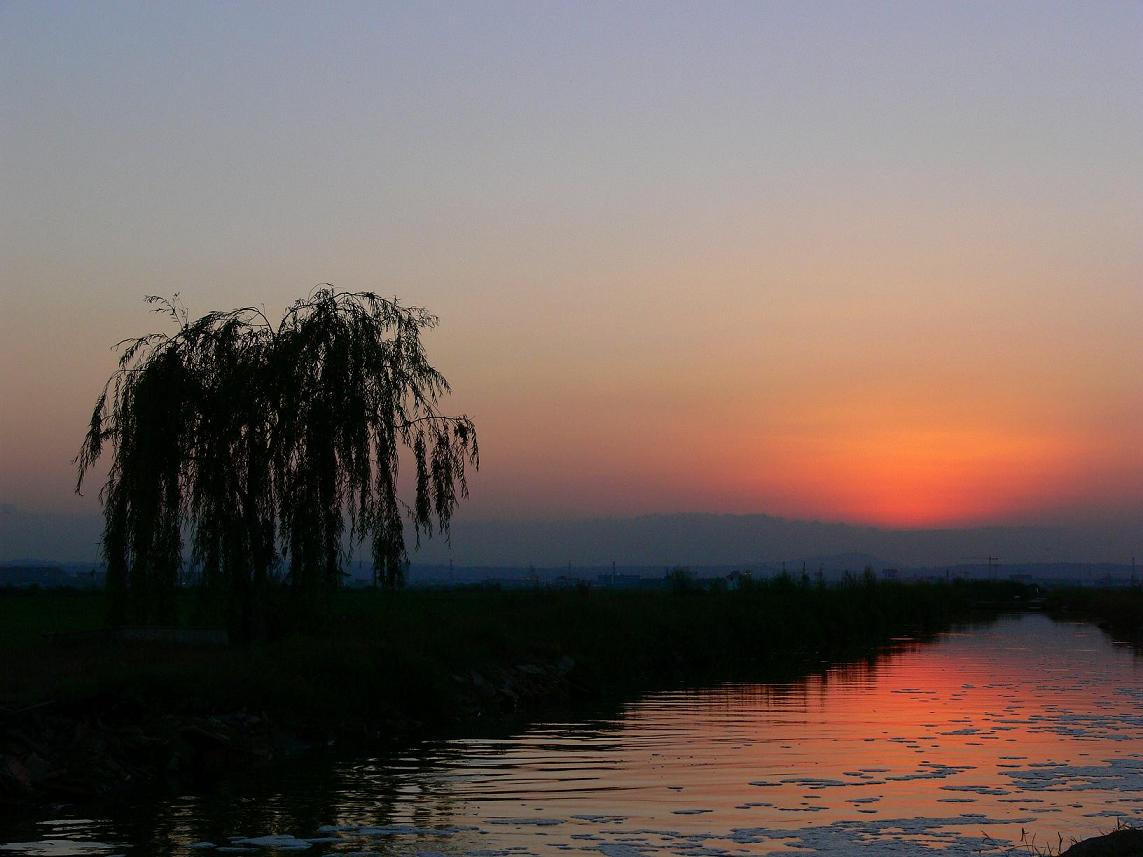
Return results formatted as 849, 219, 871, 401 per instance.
1, 3, 1141, 555
751, 427, 1081, 528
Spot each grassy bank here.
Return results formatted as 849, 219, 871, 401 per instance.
1, 578, 1030, 717
1, 578, 1029, 803
1043, 585, 1143, 648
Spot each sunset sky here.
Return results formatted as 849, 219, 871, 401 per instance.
2, 2, 1141, 554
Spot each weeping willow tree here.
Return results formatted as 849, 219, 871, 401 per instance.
76, 289, 478, 639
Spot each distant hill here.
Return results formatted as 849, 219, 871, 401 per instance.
0, 504, 102, 562
0, 560, 103, 588
405, 512, 1141, 568
2, 504, 1139, 569
0, 563, 75, 587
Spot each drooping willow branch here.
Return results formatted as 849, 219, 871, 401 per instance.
77, 288, 478, 634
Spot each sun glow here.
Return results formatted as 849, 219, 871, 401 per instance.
726, 423, 1082, 529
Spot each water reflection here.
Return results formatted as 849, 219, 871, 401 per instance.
4, 614, 1141, 856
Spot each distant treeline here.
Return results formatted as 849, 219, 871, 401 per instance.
5, 559, 1136, 591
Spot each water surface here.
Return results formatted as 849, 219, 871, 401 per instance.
5, 614, 1142, 856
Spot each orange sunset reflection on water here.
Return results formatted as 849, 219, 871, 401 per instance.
10, 615, 1143, 856
355, 614, 1143, 856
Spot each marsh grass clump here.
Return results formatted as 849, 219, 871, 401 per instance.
980, 821, 1142, 857
76, 289, 477, 640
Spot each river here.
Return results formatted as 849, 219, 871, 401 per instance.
4, 613, 1141, 856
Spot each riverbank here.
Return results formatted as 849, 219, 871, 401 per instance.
2, 578, 1030, 807
1044, 586, 1143, 649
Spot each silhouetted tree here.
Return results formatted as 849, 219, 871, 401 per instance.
76, 288, 478, 639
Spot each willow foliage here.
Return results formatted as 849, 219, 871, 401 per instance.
76, 289, 478, 638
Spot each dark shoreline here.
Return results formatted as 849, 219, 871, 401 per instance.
1045, 586, 1143, 648
2, 583, 1141, 855
1060, 828, 1143, 856
1, 579, 1039, 810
